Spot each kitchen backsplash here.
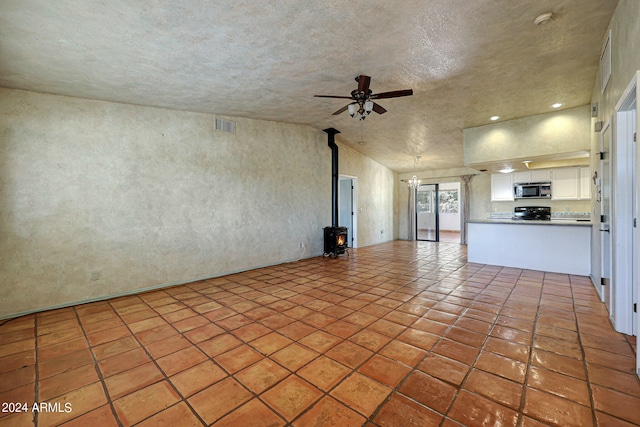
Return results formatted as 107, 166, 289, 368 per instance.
489, 211, 590, 219
489, 211, 514, 219
551, 211, 591, 219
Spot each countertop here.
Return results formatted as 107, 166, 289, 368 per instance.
469, 218, 592, 226
468, 218, 591, 275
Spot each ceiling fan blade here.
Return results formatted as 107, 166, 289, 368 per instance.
357, 75, 371, 95
371, 89, 413, 99
314, 95, 355, 99
371, 102, 387, 114
332, 103, 355, 115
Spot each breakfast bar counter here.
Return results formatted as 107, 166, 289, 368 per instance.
467, 219, 592, 275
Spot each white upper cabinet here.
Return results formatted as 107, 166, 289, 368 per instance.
513, 170, 551, 183
579, 166, 591, 199
495, 167, 589, 201
531, 170, 552, 182
513, 172, 531, 184
491, 173, 514, 201
551, 168, 580, 200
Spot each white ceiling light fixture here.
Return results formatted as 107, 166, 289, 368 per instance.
348, 101, 374, 120
490, 115, 500, 121
534, 12, 554, 26
407, 155, 422, 189
551, 102, 563, 109
499, 164, 515, 174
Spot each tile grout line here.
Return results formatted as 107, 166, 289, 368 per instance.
569, 274, 599, 427
72, 306, 124, 427
514, 270, 546, 426
33, 314, 40, 427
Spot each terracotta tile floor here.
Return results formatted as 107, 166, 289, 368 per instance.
1, 241, 639, 426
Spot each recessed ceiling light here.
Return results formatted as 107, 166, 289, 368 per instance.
490, 116, 500, 121
551, 103, 563, 109
499, 164, 514, 173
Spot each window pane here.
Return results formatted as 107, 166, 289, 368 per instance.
439, 190, 458, 213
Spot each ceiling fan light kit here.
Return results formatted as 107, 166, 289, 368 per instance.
315, 75, 413, 120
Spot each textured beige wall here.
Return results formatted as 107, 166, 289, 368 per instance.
589, 0, 640, 283
0, 89, 345, 318
469, 174, 492, 220
338, 141, 398, 245
463, 105, 591, 166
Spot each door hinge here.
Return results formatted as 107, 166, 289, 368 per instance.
635, 218, 637, 228
634, 303, 637, 313
601, 277, 607, 286
599, 151, 605, 160
634, 132, 637, 142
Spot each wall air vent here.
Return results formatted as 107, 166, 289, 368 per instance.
215, 118, 235, 133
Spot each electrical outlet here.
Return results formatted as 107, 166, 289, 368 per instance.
90, 271, 102, 282
299, 242, 304, 249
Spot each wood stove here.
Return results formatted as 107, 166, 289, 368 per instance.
323, 128, 349, 258
324, 226, 348, 258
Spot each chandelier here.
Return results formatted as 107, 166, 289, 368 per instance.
407, 155, 421, 189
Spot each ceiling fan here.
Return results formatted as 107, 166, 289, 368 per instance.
314, 75, 413, 120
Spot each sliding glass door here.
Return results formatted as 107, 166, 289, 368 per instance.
416, 184, 439, 241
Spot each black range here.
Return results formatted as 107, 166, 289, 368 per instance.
513, 206, 551, 221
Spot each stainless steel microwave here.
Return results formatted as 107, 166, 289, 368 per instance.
514, 182, 552, 199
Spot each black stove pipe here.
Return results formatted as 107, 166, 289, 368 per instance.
323, 128, 340, 227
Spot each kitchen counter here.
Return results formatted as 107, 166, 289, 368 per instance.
467, 220, 591, 275
470, 218, 592, 226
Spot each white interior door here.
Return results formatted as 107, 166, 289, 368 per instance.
631, 111, 638, 337
339, 176, 357, 248
601, 122, 612, 313
613, 71, 638, 340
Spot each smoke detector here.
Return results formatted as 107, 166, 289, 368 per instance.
534, 12, 553, 26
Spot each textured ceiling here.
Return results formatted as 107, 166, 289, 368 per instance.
0, 0, 619, 173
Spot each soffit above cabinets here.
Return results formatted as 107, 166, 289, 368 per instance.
474, 150, 590, 174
